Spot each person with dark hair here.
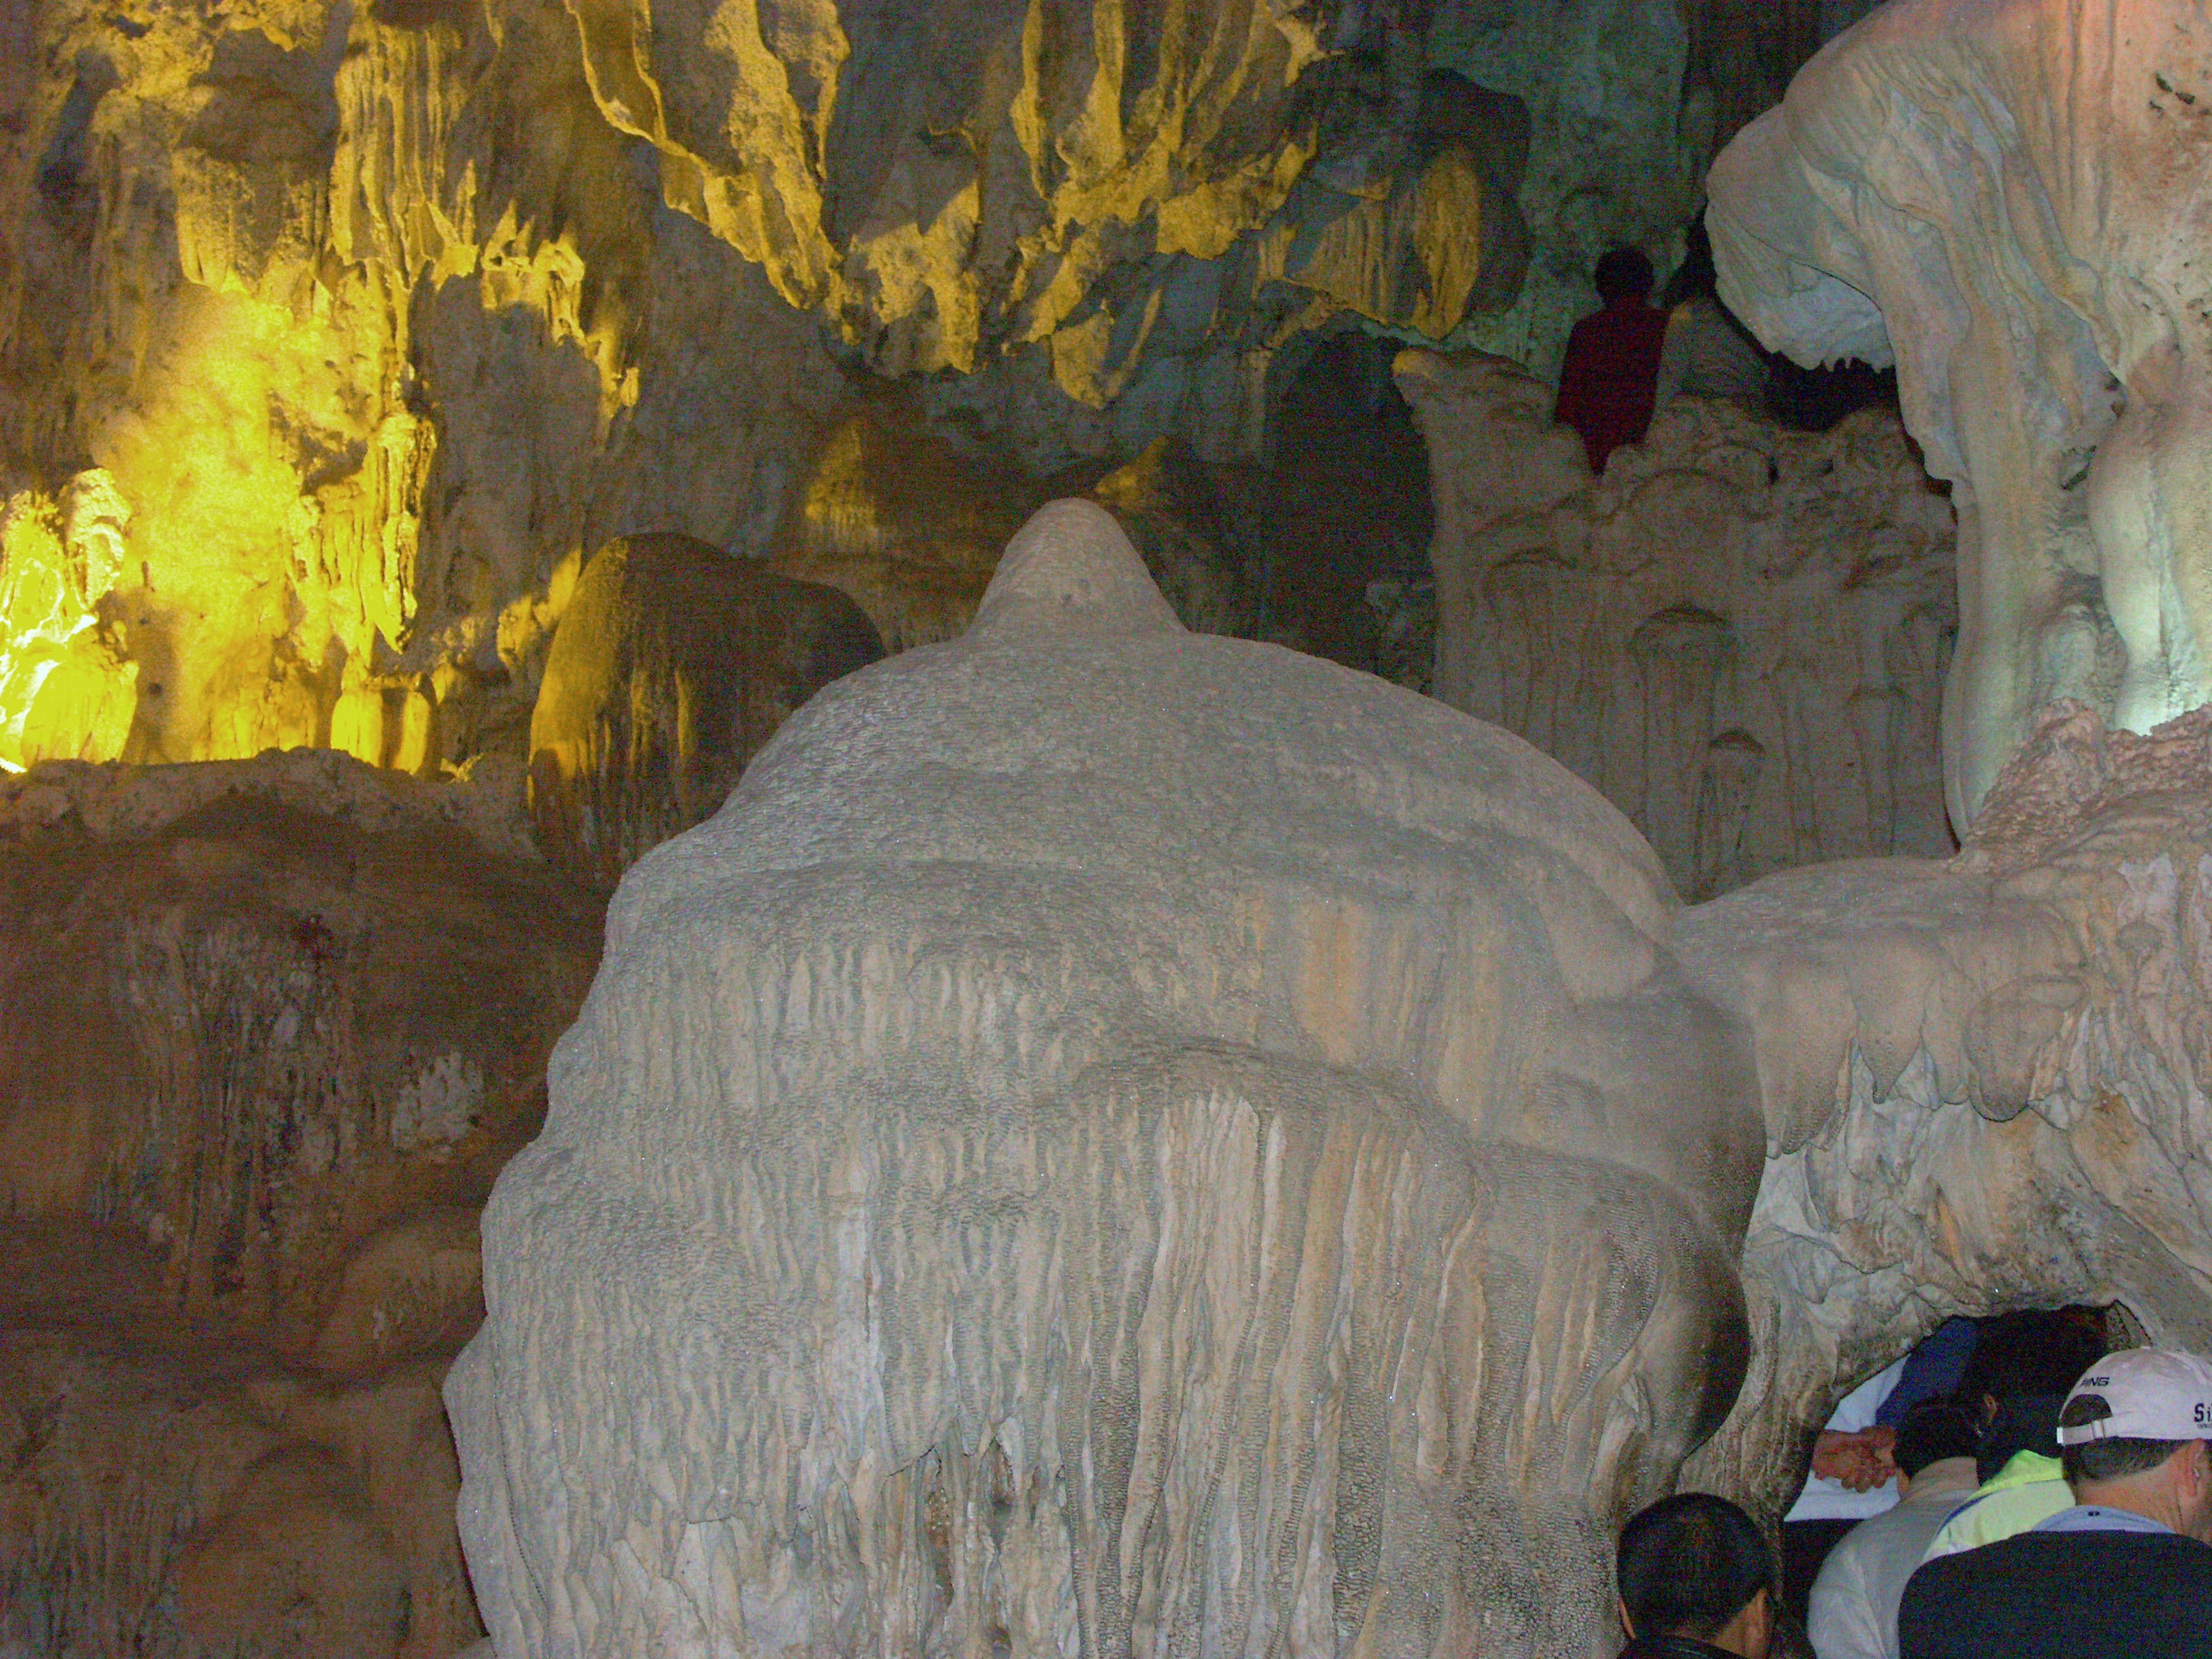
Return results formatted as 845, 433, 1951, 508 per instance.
1781, 1319, 1977, 1627
1897, 1349, 2212, 1658
1919, 1306, 2108, 1561
1554, 245, 1670, 474
1806, 1399, 1981, 1659
1616, 1493, 1777, 1659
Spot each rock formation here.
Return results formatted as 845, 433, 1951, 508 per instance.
457, 507, 2212, 1656
0, 471, 135, 770
526, 534, 882, 885
0, 751, 600, 1658
762, 391, 1258, 656
1707, 0, 2212, 826
1399, 349, 1957, 897
1679, 702, 2212, 1524
450, 502, 1766, 1657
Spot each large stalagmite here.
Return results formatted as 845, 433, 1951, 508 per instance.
456, 505, 2212, 1658
449, 502, 1766, 1657
1707, 0, 2212, 826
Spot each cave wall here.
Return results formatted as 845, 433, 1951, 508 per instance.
0, 752, 600, 1659
0, 0, 1812, 789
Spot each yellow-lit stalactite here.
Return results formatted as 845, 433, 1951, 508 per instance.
0, 474, 137, 772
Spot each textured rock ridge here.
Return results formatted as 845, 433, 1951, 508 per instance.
450, 501, 1764, 1657
0, 753, 598, 1330
1399, 347, 1957, 899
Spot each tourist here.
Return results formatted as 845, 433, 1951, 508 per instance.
1805, 1399, 1980, 1659
1918, 1308, 2107, 1561
1555, 246, 1671, 474
1896, 1347, 2212, 1656
1781, 1318, 1974, 1621
1616, 1492, 1775, 1659
1656, 221, 1769, 415
1782, 1353, 1907, 1620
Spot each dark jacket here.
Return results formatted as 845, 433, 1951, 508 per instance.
1898, 1527, 2212, 1658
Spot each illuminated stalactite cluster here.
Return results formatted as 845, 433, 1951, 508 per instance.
0, 0, 1743, 786
0, 471, 134, 770
0, 0, 840, 774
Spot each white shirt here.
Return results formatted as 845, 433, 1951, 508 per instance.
1806, 1457, 1980, 1659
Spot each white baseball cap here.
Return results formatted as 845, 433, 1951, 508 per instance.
2056, 1348, 2212, 1445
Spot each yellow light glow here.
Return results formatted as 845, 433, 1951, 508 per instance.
0, 475, 135, 771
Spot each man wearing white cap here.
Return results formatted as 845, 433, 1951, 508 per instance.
1895, 1347, 2212, 1657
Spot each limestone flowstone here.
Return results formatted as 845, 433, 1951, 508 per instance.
1709, 0, 2212, 825
1399, 348, 1958, 898
450, 501, 1766, 1657
454, 506, 2212, 1657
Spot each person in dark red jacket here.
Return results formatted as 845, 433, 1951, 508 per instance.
1555, 245, 1671, 474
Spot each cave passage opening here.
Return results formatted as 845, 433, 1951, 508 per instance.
1778, 1298, 2152, 1623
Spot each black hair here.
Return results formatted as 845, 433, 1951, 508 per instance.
1973, 1394, 2066, 1486
1955, 1309, 2108, 1409
1616, 1492, 1774, 1642
1593, 245, 1655, 304
1893, 1398, 1980, 1479
1662, 218, 1719, 309
2058, 1392, 2199, 1486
